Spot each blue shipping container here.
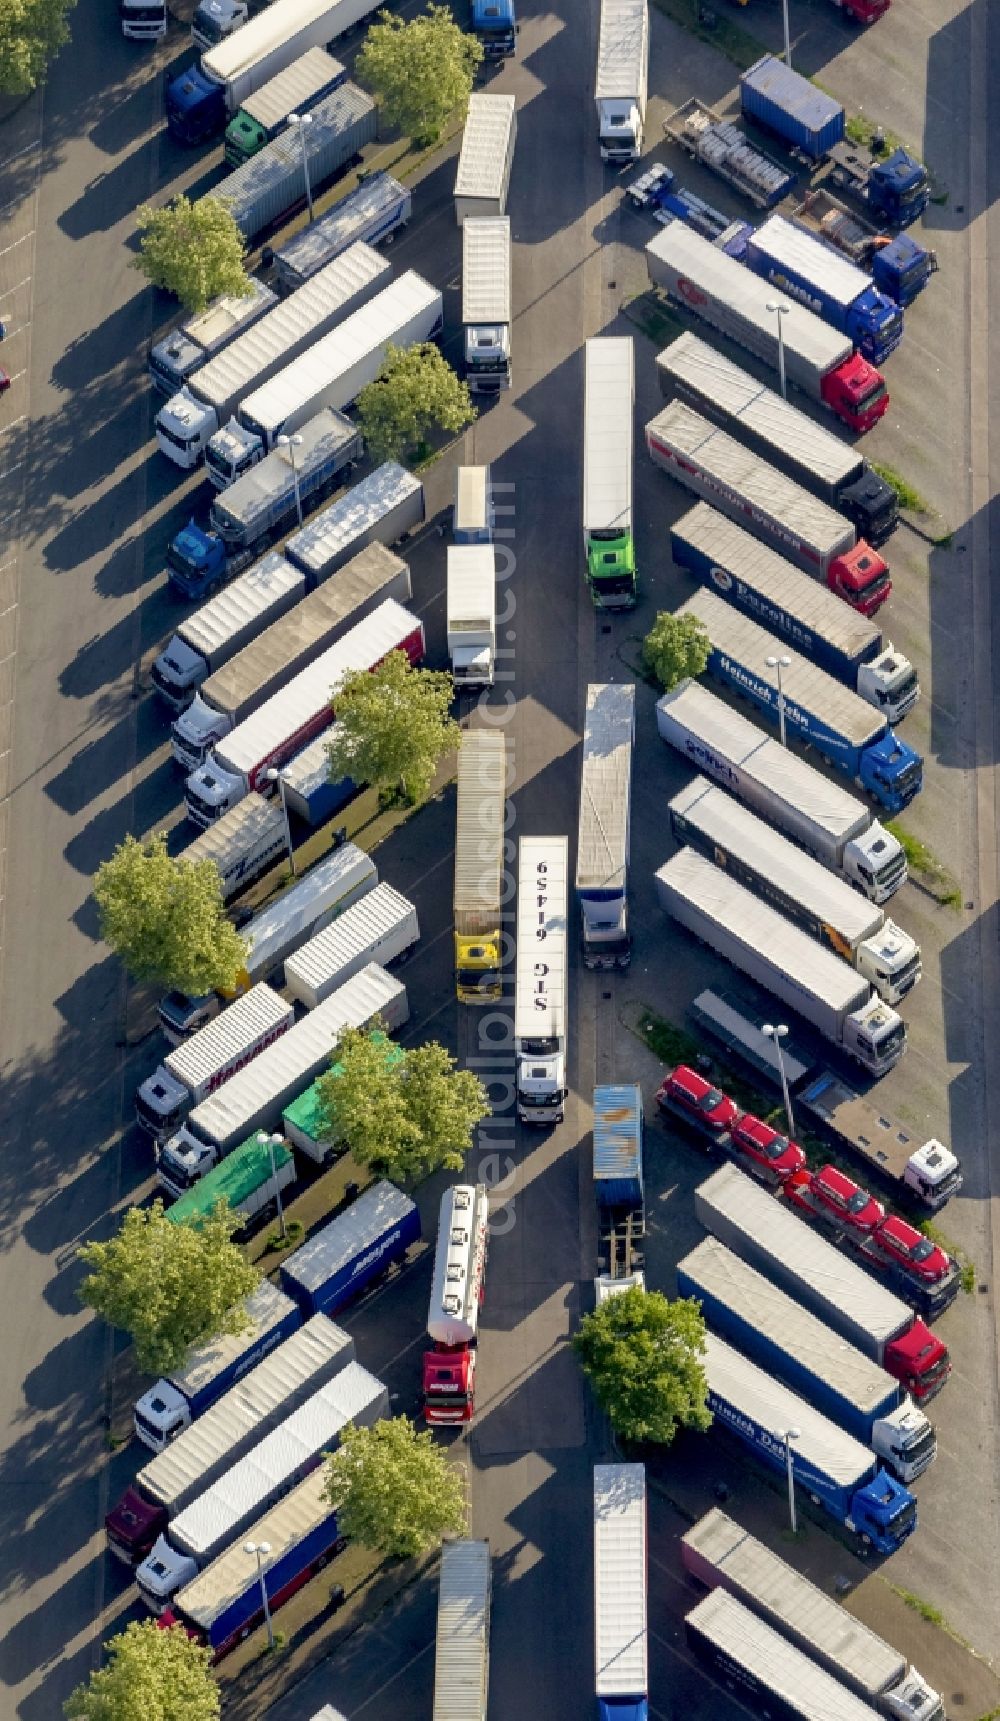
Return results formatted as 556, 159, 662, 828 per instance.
280, 1181, 420, 1315
592, 1084, 644, 1208
190, 1505, 340, 1656
740, 56, 844, 161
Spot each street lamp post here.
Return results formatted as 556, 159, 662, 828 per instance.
264, 765, 295, 876
276, 431, 304, 526
767, 300, 791, 399
763, 1023, 796, 1138
257, 1130, 287, 1240
288, 112, 314, 222
782, 1428, 801, 1532
781, 0, 791, 66
766, 654, 792, 748
245, 1540, 274, 1647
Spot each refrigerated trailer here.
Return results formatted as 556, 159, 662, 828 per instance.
576, 682, 634, 969
594, 1464, 648, 1720
454, 94, 517, 223
515, 836, 569, 1125
454, 730, 507, 1003
462, 217, 511, 395
432, 1540, 492, 1721
583, 338, 636, 609
137, 986, 293, 1139
686, 1590, 893, 1719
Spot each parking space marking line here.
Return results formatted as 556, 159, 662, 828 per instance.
0, 239, 32, 262
353, 1639, 434, 1712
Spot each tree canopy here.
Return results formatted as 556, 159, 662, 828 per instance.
77, 1201, 260, 1377
324, 1416, 467, 1557
642, 611, 711, 692
132, 195, 253, 314
63, 1621, 220, 1720
356, 5, 482, 146
93, 834, 248, 996
0, 0, 76, 94
327, 650, 460, 807
573, 1286, 712, 1445
356, 342, 475, 464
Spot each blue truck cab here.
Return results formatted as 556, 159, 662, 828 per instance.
471, 0, 516, 59
167, 520, 227, 600
871, 232, 935, 307
166, 63, 227, 145
848, 145, 930, 229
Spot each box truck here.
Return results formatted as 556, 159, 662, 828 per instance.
149, 281, 277, 397
224, 46, 346, 166
453, 729, 507, 1003
743, 214, 903, 366
695, 1164, 951, 1402
583, 337, 636, 609
681, 1510, 943, 1721
136, 986, 294, 1141
433, 1541, 492, 1721
157, 965, 408, 1195
515, 836, 569, 1125
181, 794, 288, 902
594, 1464, 648, 1721
662, 96, 793, 208
671, 504, 916, 713
447, 545, 496, 688
271, 171, 411, 293
686, 1590, 896, 1717
788, 186, 935, 308
668, 778, 921, 1005
594, 0, 648, 163
646, 223, 888, 433
576, 683, 634, 969
674, 587, 922, 813
454, 94, 517, 223
153, 553, 305, 714
655, 680, 907, 902
285, 882, 418, 1010
106, 1316, 353, 1566
453, 464, 493, 543
462, 217, 512, 394
283, 462, 425, 589
657, 333, 898, 544
281, 1180, 420, 1315
422, 1183, 489, 1426
184, 599, 424, 826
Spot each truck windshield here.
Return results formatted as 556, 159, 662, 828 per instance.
898, 1423, 936, 1462
167, 544, 197, 577
856, 377, 888, 413
888, 1496, 917, 1539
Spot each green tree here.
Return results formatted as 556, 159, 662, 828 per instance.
132, 195, 253, 314
642, 611, 710, 692
93, 834, 248, 995
64, 1620, 219, 1720
0, 0, 76, 92
356, 4, 482, 146
356, 342, 475, 463
78, 1201, 260, 1377
324, 1416, 467, 1557
327, 649, 460, 806
573, 1286, 712, 1445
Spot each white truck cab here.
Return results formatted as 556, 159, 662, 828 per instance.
156, 389, 218, 469
191, 0, 248, 51
120, 0, 167, 39
859, 646, 920, 725
136, 1535, 198, 1614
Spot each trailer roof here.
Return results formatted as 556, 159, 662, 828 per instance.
753, 214, 875, 312
287, 462, 423, 579
593, 1084, 643, 1191
669, 776, 881, 945
167, 1281, 295, 1399
453, 729, 507, 919
285, 882, 414, 996
676, 586, 882, 749
282, 1031, 403, 1142
680, 1237, 897, 1417
201, 0, 346, 82
688, 989, 814, 1088
213, 84, 376, 232
696, 1163, 914, 1343
179, 553, 304, 663
647, 400, 853, 559
646, 223, 850, 370
166, 1132, 293, 1229
687, 1589, 884, 1721
241, 843, 375, 979
164, 985, 291, 1091
153, 280, 275, 365
177, 1466, 330, 1630
656, 681, 871, 844
447, 545, 496, 630
740, 55, 844, 139
515, 836, 569, 1040
454, 94, 516, 201
277, 172, 408, 285
583, 337, 634, 535
656, 848, 867, 1013
239, 44, 343, 129
594, 1463, 648, 1697
658, 333, 863, 490
462, 217, 511, 325
283, 1180, 416, 1297
212, 408, 359, 533
595, 0, 648, 97
184, 792, 286, 869
704, 1331, 875, 1489
433, 1540, 492, 1720
682, 1509, 905, 1696
576, 681, 635, 894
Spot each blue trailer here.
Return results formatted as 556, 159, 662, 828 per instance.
280, 729, 358, 827
703, 1330, 917, 1555
743, 216, 902, 366
675, 586, 922, 813
281, 1181, 420, 1315
593, 1085, 643, 1209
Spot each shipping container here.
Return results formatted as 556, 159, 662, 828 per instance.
285, 882, 419, 1009
281, 1180, 420, 1314
273, 171, 411, 293
592, 1084, 643, 1209
454, 94, 517, 222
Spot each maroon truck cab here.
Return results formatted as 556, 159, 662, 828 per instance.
105, 1486, 167, 1567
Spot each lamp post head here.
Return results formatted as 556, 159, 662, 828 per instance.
766, 654, 792, 670
767, 300, 790, 317
762, 1022, 788, 1042
264, 767, 279, 784
784, 1427, 801, 1442
288, 111, 312, 127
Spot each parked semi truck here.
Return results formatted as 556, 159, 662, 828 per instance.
662, 97, 794, 208
454, 94, 517, 223
657, 332, 898, 543
184, 599, 424, 826
696, 1164, 951, 1402
282, 1029, 401, 1162
686, 1590, 896, 1718
701, 1331, 916, 1553
740, 56, 929, 228
583, 337, 636, 609
647, 400, 891, 609
181, 795, 288, 901
669, 778, 921, 1005
157, 966, 407, 1195
448, 545, 496, 689
594, 1464, 648, 1721
281, 1180, 420, 1315
594, 0, 648, 163
281, 462, 424, 589
515, 836, 569, 1125
462, 217, 512, 394
137, 986, 293, 1141
271, 171, 411, 292
285, 882, 418, 1010
432, 1541, 492, 1721
190, 0, 248, 54
132, 1281, 298, 1452
454, 729, 507, 1003
153, 554, 305, 713
678, 1238, 935, 1483
471, 0, 516, 59
105, 1316, 353, 1566
171, 544, 410, 772
422, 1183, 489, 1426
657, 848, 906, 1075
799, 1068, 962, 1212
155, 243, 389, 473
674, 586, 922, 813
166, 1130, 296, 1233
576, 682, 634, 970
742, 214, 903, 365
135, 1363, 387, 1610
655, 680, 907, 902
671, 507, 917, 719
224, 47, 345, 167
682, 1510, 943, 1721
646, 223, 888, 433
788, 185, 936, 307
149, 282, 277, 397
158, 844, 376, 1042
593, 1084, 646, 1298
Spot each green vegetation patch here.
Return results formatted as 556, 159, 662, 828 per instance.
649, 0, 763, 71
871, 462, 929, 516
919, 1219, 977, 1297
885, 821, 962, 908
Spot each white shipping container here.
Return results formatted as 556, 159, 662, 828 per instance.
433, 1540, 492, 1720
454, 94, 517, 222
583, 337, 634, 538
594, 1464, 647, 1701
285, 882, 419, 1009
287, 463, 424, 584
239, 843, 378, 983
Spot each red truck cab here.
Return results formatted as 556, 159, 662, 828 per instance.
822, 353, 889, 434
828, 542, 891, 615
728, 1114, 806, 1183
784, 1164, 884, 1236
105, 1486, 167, 1567
423, 1347, 477, 1426
656, 1066, 738, 1140
885, 1320, 951, 1403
